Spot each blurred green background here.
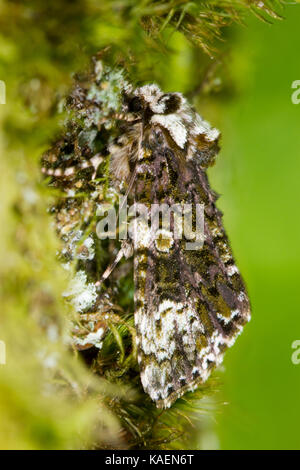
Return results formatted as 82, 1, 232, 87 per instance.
0, 0, 299, 450
211, 9, 300, 450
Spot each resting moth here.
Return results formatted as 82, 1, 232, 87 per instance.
110, 84, 251, 408
42, 63, 250, 409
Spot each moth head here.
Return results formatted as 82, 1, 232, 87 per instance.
126, 84, 183, 117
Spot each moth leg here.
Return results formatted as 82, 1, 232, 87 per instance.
98, 112, 139, 128
95, 240, 133, 286
41, 154, 103, 179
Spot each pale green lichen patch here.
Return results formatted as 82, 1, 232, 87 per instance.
86, 65, 129, 117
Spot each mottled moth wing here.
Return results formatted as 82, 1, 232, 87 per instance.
133, 125, 251, 409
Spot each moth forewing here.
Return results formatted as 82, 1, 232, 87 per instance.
125, 86, 250, 408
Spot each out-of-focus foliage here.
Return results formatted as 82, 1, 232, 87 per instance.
211, 9, 300, 449
0, 131, 125, 449
0, 0, 289, 450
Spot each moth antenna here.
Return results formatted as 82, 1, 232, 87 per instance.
96, 141, 140, 287
137, 122, 144, 161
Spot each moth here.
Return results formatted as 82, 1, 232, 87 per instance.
108, 84, 251, 408
42, 67, 250, 409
